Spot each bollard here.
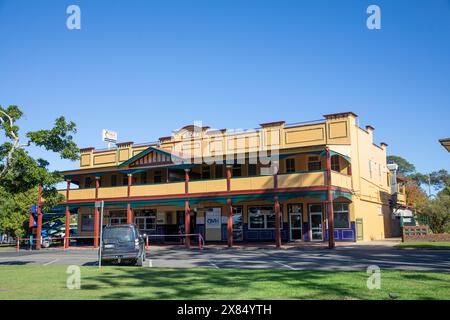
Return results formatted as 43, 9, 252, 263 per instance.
198, 235, 202, 251
16, 238, 20, 252
145, 236, 149, 253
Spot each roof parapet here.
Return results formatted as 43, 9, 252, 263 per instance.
323, 112, 358, 119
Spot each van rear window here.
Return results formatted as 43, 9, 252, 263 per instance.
103, 227, 135, 241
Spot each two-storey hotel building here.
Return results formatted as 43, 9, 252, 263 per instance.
52, 112, 406, 248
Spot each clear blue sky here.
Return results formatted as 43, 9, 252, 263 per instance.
0, 0, 449, 174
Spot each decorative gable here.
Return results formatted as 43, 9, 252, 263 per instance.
129, 149, 173, 168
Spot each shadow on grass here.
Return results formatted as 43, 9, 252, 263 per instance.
79, 268, 374, 300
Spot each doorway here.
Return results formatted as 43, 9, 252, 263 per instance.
288, 204, 303, 241
309, 204, 323, 241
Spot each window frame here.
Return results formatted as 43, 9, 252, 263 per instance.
331, 155, 340, 172
333, 203, 350, 229
308, 156, 322, 171
134, 209, 157, 231
153, 170, 162, 183
248, 164, 257, 176
247, 206, 283, 230
285, 158, 296, 173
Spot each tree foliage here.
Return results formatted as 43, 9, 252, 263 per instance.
388, 154, 449, 233
387, 155, 416, 177
0, 105, 78, 237
417, 192, 450, 234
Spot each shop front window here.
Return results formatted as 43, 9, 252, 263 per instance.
81, 214, 94, 232
333, 203, 350, 229
134, 209, 157, 231
248, 206, 282, 229
232, 206, 243, 241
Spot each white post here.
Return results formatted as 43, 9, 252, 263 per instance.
98, 200, 105, 268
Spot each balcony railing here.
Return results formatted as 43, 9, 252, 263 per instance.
61, 171, 352, 201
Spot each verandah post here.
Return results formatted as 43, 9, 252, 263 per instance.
184, 169, 191, 247
36, 182, 43, 250
127, 173, 133, 224
64, 179, 71, 249
94, 176, 100, 248
227, 199, 233, 248
273, 161, 281, 248
326, 147, 335, 249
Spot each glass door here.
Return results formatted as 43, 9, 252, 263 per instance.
288, 204, 303, 241
309, 204, 323, 241
232, 206, 243, 241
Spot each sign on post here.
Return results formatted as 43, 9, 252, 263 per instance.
102, 129, 117, 143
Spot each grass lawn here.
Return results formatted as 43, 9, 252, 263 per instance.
396, 242, 450, 250
0, 265, 449, 300
0, 246, 15, 252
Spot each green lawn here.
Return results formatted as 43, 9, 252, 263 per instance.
396, 242, 450, 250
0, 265, 449, 300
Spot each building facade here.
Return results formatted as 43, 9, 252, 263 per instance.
53, 112, 406, 248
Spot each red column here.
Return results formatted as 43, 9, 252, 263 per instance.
273, 161, 281, 248
185, 200, 191, 247
127, 173, 133, 224
184, 169, 190, 247
326, 147, 335, 249
64, 179, 71, 249
36, 183, 43, 250
28, 208, 35, 229
226, 165, 232, 191
227, 199, 233, 247
274, 196, 281, 248
94, 177, 100, 248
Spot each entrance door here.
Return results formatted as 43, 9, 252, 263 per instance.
309, 204, 323, 241
289, 213, 302, 240
204, 208, 222, 241
288, 204, 303, 241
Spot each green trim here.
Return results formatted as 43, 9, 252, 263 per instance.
319, 150, 351, 163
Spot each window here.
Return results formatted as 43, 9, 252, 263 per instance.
333, 203, 350, 229
232, 206, 243, 241
331, 155, 340, 172
154, 171, 162, 183
232, 165, 242, 177
248, 164, 257, 176
108, 210, 127, 225
111, 175, 117, 187
248, 206, 282, 229
286, 158, 296, 173
84, 177, 92, 188
215, 165, 224, 178
81, 214, 94, 232
202, 166, 211, 179
134, 209, 156, 230
369, 160, 373, 179
140, 172, 148, 184
122, 175, 128, 186
308, 156, 322, 171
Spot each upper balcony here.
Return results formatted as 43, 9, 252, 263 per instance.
60, 170, 352, 203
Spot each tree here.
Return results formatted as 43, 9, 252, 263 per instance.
387, 155, 416, 177
0, 105, 79, 237
417, 192, 450, 233
404, 179, 428, 208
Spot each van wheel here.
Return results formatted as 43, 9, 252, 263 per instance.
42, 240, 51, 248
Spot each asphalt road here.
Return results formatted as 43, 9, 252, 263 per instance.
1, 245, 449, 272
